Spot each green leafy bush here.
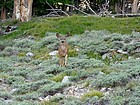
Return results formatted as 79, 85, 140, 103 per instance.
68, 46, 78, 57
51, 72, 67, 82
81, 90, 104, 100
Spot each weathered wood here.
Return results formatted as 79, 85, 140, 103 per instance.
66, 4, 89, 15
12, 0, 33, 22
112, 13, 140, 17
46, 1, 59, 16
1, 6, 6, 20
46, 9, 69, 17
84, 0, 97, 15
132, 0, 139, 13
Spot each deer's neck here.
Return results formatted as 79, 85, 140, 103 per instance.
59, 42, 68, 50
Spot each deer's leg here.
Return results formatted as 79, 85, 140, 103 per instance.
64, 55, 68, 66
59, 57, 65, 66
59, 58, 62, 66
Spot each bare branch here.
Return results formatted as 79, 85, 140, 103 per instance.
45, 0, 59, 16
83, 0, 97, 15
66, 4, 90, 15
46, 9, 69, 17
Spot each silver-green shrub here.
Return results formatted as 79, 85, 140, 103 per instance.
14, 38, 36, 49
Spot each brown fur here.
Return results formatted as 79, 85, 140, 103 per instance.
56, 33, 70, 66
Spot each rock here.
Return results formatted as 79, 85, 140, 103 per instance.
28, 36, 35, 39
49, 50, 58, 56
104, 91, 110, 96
10, 88, 18, 94
38, 63, 42, 66
100, 87, 113, 92
61, 76, 70, 83
5, 100, 12, 104
74, 46, 80, 52
0, 78, 4, 82
135, 47, 140, 53
117, 49, 128, 54
26, 52, 34, 57
98, 71, 104, 75
38, 97, 44, 101
100, 87, 113, 96
63, 84, 89, 98
128, 56, 132, 59
100, 87, 107, 92
54, 93, 63, 97
39, 95, 52, 102
44, 95, 52, 101
107, 88, 113, 91
102, 53, 110, 59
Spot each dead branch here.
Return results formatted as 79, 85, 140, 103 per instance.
84, 0, 97, 15
45, 0, 59, 16
45, 0, 69, 17
118, 7, 128, 17
98, 0, 110, 17
46, 9, 69, 17
66, 4, 90, 15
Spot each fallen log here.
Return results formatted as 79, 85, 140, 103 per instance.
112, 13, 140, 18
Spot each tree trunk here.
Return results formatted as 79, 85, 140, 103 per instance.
28, 0, 33, 20
132, 0, 139, 13
12, 0, 33, 22
121, 0, 125, 13
1, 6, 6, 20
12, 0, 21, 20
12, 0, 16, 19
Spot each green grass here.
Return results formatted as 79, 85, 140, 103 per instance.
0, 16, 140, 40
81, 90, 104, 100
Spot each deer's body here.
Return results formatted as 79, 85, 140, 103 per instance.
56, 33, 70, 66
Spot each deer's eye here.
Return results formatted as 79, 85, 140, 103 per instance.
61, 41, 65, 43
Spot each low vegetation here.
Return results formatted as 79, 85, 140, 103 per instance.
0, 16, 140, 105
1, 16, 140, 40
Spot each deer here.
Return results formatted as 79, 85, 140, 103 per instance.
56, 32, 71, 66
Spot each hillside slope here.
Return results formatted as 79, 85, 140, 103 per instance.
0, 16, 140, 40
0, 16, 140, 105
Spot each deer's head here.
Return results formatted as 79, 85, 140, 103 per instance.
56, 32, 71, 44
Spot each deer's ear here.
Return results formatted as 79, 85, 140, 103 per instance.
66, 32, 71, 37
56, 33, 60, 38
